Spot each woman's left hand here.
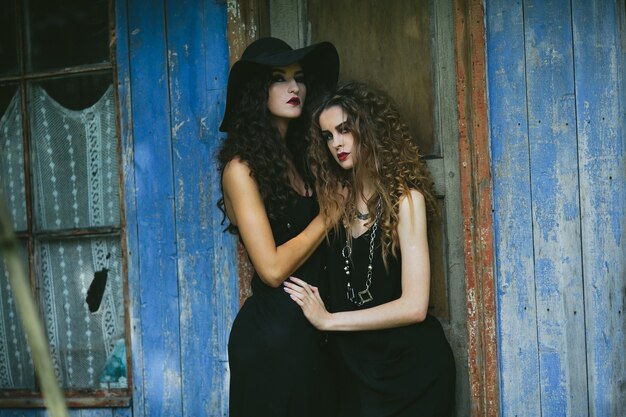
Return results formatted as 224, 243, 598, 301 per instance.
283, 277, 331, 330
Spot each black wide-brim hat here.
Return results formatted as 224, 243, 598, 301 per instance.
219, 37, 340, 132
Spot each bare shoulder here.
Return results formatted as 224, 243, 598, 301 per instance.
223, 157, 251, 180
397, 189, 427, 234
398, 189, 426, 214
222, 157, 256, 191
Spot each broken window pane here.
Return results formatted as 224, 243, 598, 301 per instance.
36, 236, 126, 389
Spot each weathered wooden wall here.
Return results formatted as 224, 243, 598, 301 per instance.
487, 0, 626, 416
1, 2, 237, 416
117, 0, 237, 415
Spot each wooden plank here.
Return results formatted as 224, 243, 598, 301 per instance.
0, 411, 81, 417
571, 1, 626, 416
452, 0, 499, 415
77, 409, 112, 417
523, 1, 588, 415
308, 0, 436, 155
164, 1, 238, 415
114, 1, 142, 416
430, 1, 471, 414
484, 1, 542, 416
111, 408, 131, 417
125, 0, 183, 415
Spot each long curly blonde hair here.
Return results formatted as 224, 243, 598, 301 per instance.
309, 81, 437, 264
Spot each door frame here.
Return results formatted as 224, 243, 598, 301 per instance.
452, 0, 499, 415
225, 0, 499, 415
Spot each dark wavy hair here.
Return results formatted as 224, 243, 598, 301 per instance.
217, 66, 325, 233
308, 81, 437, 264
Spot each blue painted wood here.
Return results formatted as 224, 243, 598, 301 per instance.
0, 410, 39, 416
0, 411, 81, 417
484, 2, 541, 416
77, 409, 112, 417
163, 0, 237, 415
111, 408, 131, 417
523, 1, 588, 415
115, 1, 141, 416
125, 0, 183, 415
571, 1, 626, 416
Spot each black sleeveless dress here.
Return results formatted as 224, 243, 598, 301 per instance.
228, 195, 334, 417
326, 227, 456, 417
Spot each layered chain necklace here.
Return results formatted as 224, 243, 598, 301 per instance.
342, 201, 381, 306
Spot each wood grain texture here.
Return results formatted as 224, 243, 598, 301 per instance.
115, 1, 142, 416
453, 0, 499, 415
0, 407, 130, 416
111, 408, 131, 417
125, 1, 183, 415
164, 0, 236, 415
486, 0, 626, 415
308, 0, 437, 155
485, 2, 542, 416
572, 1, 626, 415
524, 1, 588, 416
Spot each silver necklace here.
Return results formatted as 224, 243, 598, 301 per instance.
342, 202, 380, 306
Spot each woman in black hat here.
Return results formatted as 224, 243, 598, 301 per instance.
284, 81, 456, 416
217, 37, 340, 417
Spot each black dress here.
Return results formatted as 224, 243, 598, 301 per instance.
228, 195, 334, 417
327, 226, 456, 417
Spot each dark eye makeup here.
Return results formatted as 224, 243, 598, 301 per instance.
271, 74, 285, 83
335, 122, 351, 134
270, 70, 305, 85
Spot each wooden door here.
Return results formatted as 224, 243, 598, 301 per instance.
268, 1, 469, 415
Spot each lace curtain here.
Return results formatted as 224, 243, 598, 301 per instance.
0, 85, 127, 389
0, 243, 34, 389
0, 89, 27, 231
30, 85, 120, 230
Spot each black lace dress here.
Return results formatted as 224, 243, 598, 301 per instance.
228, 195, 334, 417
326, 227, 456, 417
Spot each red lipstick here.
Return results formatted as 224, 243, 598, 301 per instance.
287, 97, 301, 105
337, 152, 349, 161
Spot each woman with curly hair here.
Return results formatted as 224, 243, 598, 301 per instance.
217, 37, 340, 417
284, 81, 456, 416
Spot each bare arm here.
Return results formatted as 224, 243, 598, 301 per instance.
284, 189, 430, 330
222, 159, 328, 288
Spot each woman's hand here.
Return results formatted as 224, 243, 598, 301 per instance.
283, 277, 332, 330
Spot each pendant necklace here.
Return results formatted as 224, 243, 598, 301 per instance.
342, 201, 380, 306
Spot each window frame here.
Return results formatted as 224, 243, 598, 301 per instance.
0, 0, 132, 408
